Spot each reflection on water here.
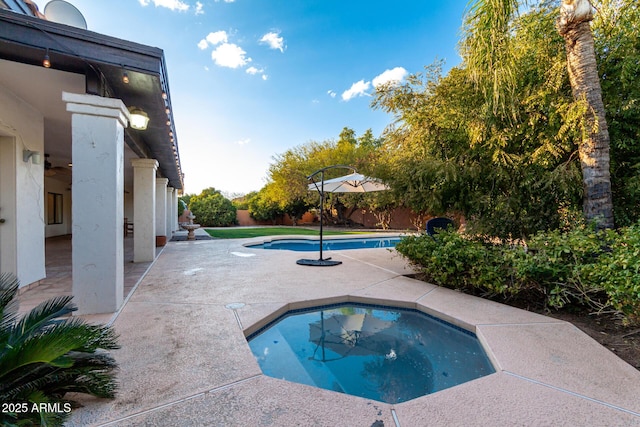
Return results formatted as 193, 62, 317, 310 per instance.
247, 304, 495, 404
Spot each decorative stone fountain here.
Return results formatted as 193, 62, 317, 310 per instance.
180, 210, 201, 240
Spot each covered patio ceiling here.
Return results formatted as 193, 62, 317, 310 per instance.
0, 8, 183, 190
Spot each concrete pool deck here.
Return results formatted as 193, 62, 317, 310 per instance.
67, 232, 640, 426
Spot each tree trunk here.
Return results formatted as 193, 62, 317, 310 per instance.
557, 0, 614, 229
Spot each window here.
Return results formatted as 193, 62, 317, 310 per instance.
47, 192, 63, 225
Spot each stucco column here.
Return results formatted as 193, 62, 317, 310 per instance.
64, 92, 128, 315
132, 158, 158, 262
155, 178, 168, 243
173, 190, 179, 231
166, 186, 174, 235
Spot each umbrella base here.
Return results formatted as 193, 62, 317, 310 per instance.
296, 258, 342, 267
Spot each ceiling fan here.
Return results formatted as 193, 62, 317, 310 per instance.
44, 154, 72, 177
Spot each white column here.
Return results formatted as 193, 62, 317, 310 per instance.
64, 92, 128, 315
166, 186, 174, 236
132, 158, 158, 262
155, 178, 168, 244
173, 190, 179, 231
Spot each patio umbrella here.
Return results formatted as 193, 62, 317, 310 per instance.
309, 311, 394, 361
297, 165, 390, 266
313, 173, 390, 193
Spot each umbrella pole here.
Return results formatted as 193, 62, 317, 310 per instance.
319, 171, 324, 261
296, 166, 347, 266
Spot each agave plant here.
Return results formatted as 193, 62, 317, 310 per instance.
0, 273, 119, 426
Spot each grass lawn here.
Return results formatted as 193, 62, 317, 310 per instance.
204, 226, 368, 239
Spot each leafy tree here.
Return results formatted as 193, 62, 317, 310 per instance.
0, 273, 119, 426
187, 187, 237, 227
231, 192, 255, 210
594, 0, 640, 226
374, 1, 639, 237
247, 185, 283, 223
178, 198, 186, 217
265, 127, 384, 226
464, 0, 614, 228
283, 197, 311, 226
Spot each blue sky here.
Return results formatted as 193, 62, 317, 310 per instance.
33, 0, 468, 196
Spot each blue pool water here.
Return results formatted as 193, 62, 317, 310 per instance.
247, 236, 402, 251
247, 303, 495, 404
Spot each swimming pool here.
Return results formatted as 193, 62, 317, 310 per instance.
247, 303, 495, 404
246, 236, 402, 251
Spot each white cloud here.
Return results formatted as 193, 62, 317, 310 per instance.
215, 0, 235, 2
259, 32, 285, 52
341, 80, 371, 101
372, 67, 408, 88
205, 31, 228, 46
211, 43, 251, 68
235, 138, 251, 146
197, 39, 209, 50
139, 0, 189, 11
246, 66, 267, 80
327, 90, 337, 98
195, 1, 204, 14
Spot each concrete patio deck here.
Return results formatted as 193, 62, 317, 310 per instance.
26, 232, 640, 426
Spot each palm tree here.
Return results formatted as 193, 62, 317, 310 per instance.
556, 0, 614, 228
0, 273, 119, 426
464, 0, 614, 229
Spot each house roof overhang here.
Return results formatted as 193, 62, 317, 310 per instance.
0, 8, 183, 190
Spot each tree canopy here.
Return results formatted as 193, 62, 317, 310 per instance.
185, 187, 237, 227
253, 1, 639, 238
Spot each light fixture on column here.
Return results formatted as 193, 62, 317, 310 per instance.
128, 107, 149, 130
43, 48, 51, 68
23, 150, 42, 164
122, 68, 130, 84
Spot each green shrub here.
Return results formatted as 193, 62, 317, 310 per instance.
396, 231, 520, 297
580, 224, 640, 324
188, 189, 237, 227
513, 226, 608, 310
396, 224, 640, 324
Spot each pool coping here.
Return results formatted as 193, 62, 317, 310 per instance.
241, 231, 407, 248
66, 236, 640, 426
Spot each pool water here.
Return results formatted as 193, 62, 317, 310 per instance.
247, 237, 402, 251
247, 303, 495, 404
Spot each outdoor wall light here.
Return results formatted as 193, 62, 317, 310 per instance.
128, 107, 149, 130
23, 150, 41, 165
43, 48, 51, 68
122, 69, 130, 84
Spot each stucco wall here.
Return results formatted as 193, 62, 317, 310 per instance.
236, 210, 317, 226
0, 83, 45, 286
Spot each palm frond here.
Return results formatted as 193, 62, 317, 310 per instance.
0, 273, 20, 331
10, 296, 76, 347
0, 272, 120, 425
1, 352, 118, 401
0, 320, 119, 379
